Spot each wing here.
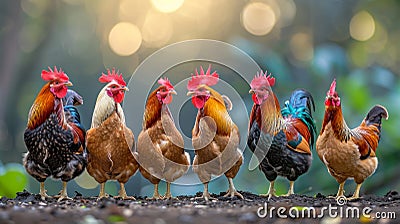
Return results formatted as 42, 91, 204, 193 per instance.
350, 124, 379, 159
283, 118, 312, 154
136, 126, 166, 180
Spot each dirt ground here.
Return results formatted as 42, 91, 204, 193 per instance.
0, 190, 399, 224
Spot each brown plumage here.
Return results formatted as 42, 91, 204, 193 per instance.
86, 69, 138, 200
24, 67, 86, 201
316, 79, 388, 200
187, 66, 243, 201
135, 79, 190, 199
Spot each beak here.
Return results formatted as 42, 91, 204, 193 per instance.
187, 91, 194, 96
64, 81, 73, 87
122, 86, 129, 91
170, 90, 177, 95
249, 89, 255, 94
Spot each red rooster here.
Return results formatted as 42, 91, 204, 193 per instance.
187, 65, 243, 201
247, 71, 317, 197
316, 79, 388, 199
23, 67, 86, 201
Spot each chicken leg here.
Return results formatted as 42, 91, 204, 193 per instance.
328, 182, 345, 199
115, 182, 135, 200
164, 182, 178, 200
283, 181, 295, 196
260, 181, 276, 200
39, 182, 49, 200
348, 183, 362, 200
195, 183, 217, 201
97, 182, 109, 200
54, 181, 72, 202
223, 178, 243, 199
148, 183, 163, 200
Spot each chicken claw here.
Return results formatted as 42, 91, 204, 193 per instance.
114, 183, 135, 200
223, 178, 244, 199
282, 181, 295, 197
39, 182, 49, 201
194, 183, 217, 201
147, 183, 164, 200
260, 181, 277, 200
53, 181, 73, 202
164, 182, 179, 200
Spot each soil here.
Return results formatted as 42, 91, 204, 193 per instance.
0, 190, 399, 224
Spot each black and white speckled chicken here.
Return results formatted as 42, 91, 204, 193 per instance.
23, 67, 86, 201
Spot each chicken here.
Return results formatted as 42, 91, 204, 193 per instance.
135, 78, 190, 199
86, 68, 138, 200
187, 65, 243, 201
23, 66, 86, 201
247, 71, 317, 198
316, 79, 388, 200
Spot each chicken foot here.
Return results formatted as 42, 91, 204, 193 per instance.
148, 183, 163, 200
282, 181, 295, 196
115, 182, 135, 200
223, 178, 243, 199
195, 183, 217, 201
164, 182, 178, 200
53, 181, 72, 202
39, 182, 49, 201
348, 183, 362, 200
97, 182, 109, 200
260, 181, 277, 200
328, 182, 345, 199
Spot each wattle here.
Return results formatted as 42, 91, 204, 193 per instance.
162, 94, 173, 104
252, 94, 261, 105
192, 96, 205, 109
113, 92, 125, 103
53, 86, 68, 99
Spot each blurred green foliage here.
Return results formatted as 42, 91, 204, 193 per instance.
0, 163, 28, 198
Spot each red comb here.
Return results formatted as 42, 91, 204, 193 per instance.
250, 70, 275, 89
99, 68, 126, 86
41, 66, 69, 82
158, 77, 174, 90
328, 79, 336, 96
187, 65, 219, 90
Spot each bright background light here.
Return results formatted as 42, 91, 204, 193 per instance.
151, 0, 185, 13
108, 22, 142, 56
241, 2, 276, 36
350, 11, 376, 41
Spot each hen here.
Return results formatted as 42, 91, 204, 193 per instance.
135, 78, 190, 199
23, 67, 86, 201
187, 65, 243, 201
247, 71, 317, 197
86, 69, 138, 200
316, 79, 388, 199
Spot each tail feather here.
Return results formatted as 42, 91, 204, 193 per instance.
281, 89, 317, 148
63, 89, 86, 148
364, 105, 389, 131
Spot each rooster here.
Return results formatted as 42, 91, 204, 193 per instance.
86, 68, 138, 200
23, 67, 86, 201
187, 65, 243, 201
135, 78, 190, 199
247, 71, 317, 198
316, 79, 388, 199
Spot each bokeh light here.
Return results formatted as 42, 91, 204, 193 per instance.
108, 22, 142, 56
141, 10, 173, 48
151, 0, 185, 13
241, 2, 276, 36
349, 11, 376, 41
290, 32, 313, 62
